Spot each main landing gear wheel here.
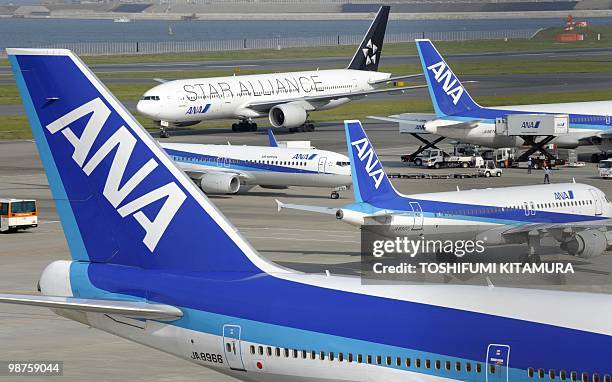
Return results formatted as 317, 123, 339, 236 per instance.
331, 191, 340, 199
159, 127, 170, 139
232, 121, 258, 132
289, 123, 315, 133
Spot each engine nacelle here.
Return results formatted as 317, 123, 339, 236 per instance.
336, 209, 365, 227
269, 104, 308, 128
199, 173, 240, 194
561, 230, 607, 258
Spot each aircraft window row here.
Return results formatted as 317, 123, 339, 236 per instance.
535, 200, 592, 209
245, 159, 307, 167
528, 367, 611, 382
336, 161, 350, 167
141, 95, 160, 101
436, 200, 595, 217
572, 116, 605, 123
322, 85, 351, 90
248, 345, 485, 374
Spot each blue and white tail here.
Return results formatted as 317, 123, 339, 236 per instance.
8, 48, 262, 273
345, 120, 401, 204
268, 128, 279, 147
415, 39, 481, 117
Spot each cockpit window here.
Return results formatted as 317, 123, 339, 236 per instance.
142, 96, 160, 101
336, 161, 350, 167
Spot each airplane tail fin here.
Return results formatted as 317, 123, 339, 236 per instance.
415, 39, 481, 117
347, 6, 390, 72
268, 128, 279, 147
345, 120, 401, 204
8, 48, 267, 274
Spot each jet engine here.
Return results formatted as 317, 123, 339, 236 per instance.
199, 173, 240, 194
336, 209, 365, 227
269, 104, 308, 129
561, 230, 608, 258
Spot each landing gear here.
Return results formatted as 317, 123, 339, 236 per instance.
232, 119, 258, 132
289, 123, 315, 133
331, 191, 340, 199
159, 126, 170, 139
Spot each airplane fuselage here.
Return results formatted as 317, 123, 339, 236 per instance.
425, 101, 612, 149
137, 69, 391, 123
162, 142, 352, 189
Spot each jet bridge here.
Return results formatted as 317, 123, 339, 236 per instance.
495, 114, 569, 162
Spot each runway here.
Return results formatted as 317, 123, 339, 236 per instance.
3, 71, 612, 117
1, 120, 612, 381
2, 46, 612, 76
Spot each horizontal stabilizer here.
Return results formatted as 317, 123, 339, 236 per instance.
276, 199, 337, 215
368, 73, 424, 85
0, 294, 183, 321
425, 120, 480, 130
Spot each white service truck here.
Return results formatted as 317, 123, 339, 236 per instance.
424, 149, 483, 169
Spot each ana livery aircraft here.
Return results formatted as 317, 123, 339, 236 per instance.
278, 120, 612, 261
136, 6, 423, 133
161, 135, 351, 198
3, 48, 612, 381
377, 39, 612, 150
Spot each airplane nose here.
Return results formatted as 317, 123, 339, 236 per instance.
136, 100, 158, 119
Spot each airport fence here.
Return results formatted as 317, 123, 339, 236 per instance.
3, 29, 539, 57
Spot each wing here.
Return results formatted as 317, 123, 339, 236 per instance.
0, 294, 182, 321
369, 113, 438, 134
578, 128, 612, 145
244, 85, 428, 113
368, 73, 424, 85
503, 220, 612, 235
425, 120, 481, 130
276, 199, 338, 215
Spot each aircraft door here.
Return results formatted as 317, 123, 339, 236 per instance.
589, 189, 603, 215
224, 157, 231, 168
409, 202, 423, 230
318, 157, 327, 173
216, 157, 223, 167
486, 344, 510, 382
223, 325, 246, 371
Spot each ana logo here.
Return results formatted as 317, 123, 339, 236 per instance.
186, 104, 211, 115
554, 190, 575, 200
521, 121, 541, 129
45, 98, 187, 252
362, 39, 378, 66
351, 137, 384, 189
426, 61, 464, 106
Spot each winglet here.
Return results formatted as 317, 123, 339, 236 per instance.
276, 199, 284, 212
268, 128, 279, 147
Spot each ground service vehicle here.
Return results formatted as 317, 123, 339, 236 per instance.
599, 159, 612, 178
0, 199, 37, 232
425, 149, 482, 169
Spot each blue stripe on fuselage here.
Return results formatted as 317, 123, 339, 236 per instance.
440, 107, 612, 132
356, 194, 605, 226
164, 148, 323, 175
72, 262, 612, 375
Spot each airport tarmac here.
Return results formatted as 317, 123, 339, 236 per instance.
1, 121, 612, 381
2, 71, 612, 117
